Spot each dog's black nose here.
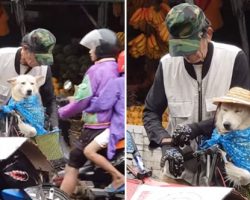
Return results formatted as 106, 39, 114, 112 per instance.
223, 122, 231, 130
26, 90, 32, 96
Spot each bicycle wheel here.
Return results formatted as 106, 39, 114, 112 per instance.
42, 185, 70, 200
25, 185, 70, 200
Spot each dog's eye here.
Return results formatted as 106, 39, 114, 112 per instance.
30, 82, 34, 85
21, 82, 26, 85
235, 109, 242, 113
222, 108, 228, 112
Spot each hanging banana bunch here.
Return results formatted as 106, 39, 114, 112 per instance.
129, 7, 147, 32
146, 34, 162, 59
157, 22, 169, 42
128, 33, 146, 58
128, 1, 171, 59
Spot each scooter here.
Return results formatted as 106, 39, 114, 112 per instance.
55, 82, 125, 199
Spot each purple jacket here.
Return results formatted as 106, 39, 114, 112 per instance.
86, 74, 125, 159
58, 60, 119, 129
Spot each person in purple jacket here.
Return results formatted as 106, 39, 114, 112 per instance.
84, 51, 125, 193
58, 28, 120, 196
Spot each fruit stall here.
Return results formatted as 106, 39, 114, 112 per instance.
127, 0, 170, 126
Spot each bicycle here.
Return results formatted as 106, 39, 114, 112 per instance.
126, 130, 247, 200
190, 144, 250, 199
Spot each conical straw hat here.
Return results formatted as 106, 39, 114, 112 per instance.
213, 87, 250, 106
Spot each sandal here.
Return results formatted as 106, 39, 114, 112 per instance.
105, 183, 125, 193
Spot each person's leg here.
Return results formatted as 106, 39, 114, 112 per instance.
60, 165, 79, 195
84, 140, 124, 189
60, 148, 86, 196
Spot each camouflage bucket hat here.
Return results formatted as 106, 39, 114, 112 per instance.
22, 28, 56, 65
166, 3, 208, 57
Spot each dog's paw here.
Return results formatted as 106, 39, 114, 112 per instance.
225, 162, 250, 186
18, 121, 37, 137
24, 127, 37, 137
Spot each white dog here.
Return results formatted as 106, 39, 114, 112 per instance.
215, 102, 250, 186
5, 74, 44, 137
8, 74, 43, 102
215, 103, 250, 134
208, 87, 250, 187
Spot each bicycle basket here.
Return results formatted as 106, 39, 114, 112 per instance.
34, 132, 64, 162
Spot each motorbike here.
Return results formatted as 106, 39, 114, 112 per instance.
55, 81, 125, 199
54, 120, 125, 199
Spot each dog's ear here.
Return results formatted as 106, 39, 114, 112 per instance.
35, 76, 44, 87
7, 77, 17, 85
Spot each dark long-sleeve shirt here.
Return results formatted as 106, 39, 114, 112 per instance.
39, 67, 58, 127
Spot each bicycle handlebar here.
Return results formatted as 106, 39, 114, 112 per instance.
193, 144, 221, 158
183, 144, 221, 161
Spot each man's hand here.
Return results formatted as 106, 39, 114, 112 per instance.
160, 146, 184, 177
172, 124, 192, 147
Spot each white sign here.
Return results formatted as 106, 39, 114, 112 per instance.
0, 137, 27, 160
131, 185, 233, 200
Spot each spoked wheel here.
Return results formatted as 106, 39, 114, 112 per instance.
25, 184, 70, 200
41, 185, 70, 200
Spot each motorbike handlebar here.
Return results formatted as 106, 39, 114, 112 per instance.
56, 96, 69, 107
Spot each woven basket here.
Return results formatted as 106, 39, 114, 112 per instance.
68, 118, 83, 148
34, 132, 64, 161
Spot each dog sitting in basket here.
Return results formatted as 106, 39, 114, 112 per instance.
0, 74, 47, 137
0, 74, 64, 168
171, 87, 250, 198
202, 87, 250, 190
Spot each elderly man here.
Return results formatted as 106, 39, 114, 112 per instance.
143, 3, 250, 185
0, 28, 58, 131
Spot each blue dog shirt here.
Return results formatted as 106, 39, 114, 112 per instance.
2, 95, 47, 135
202, 128, 250, 172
